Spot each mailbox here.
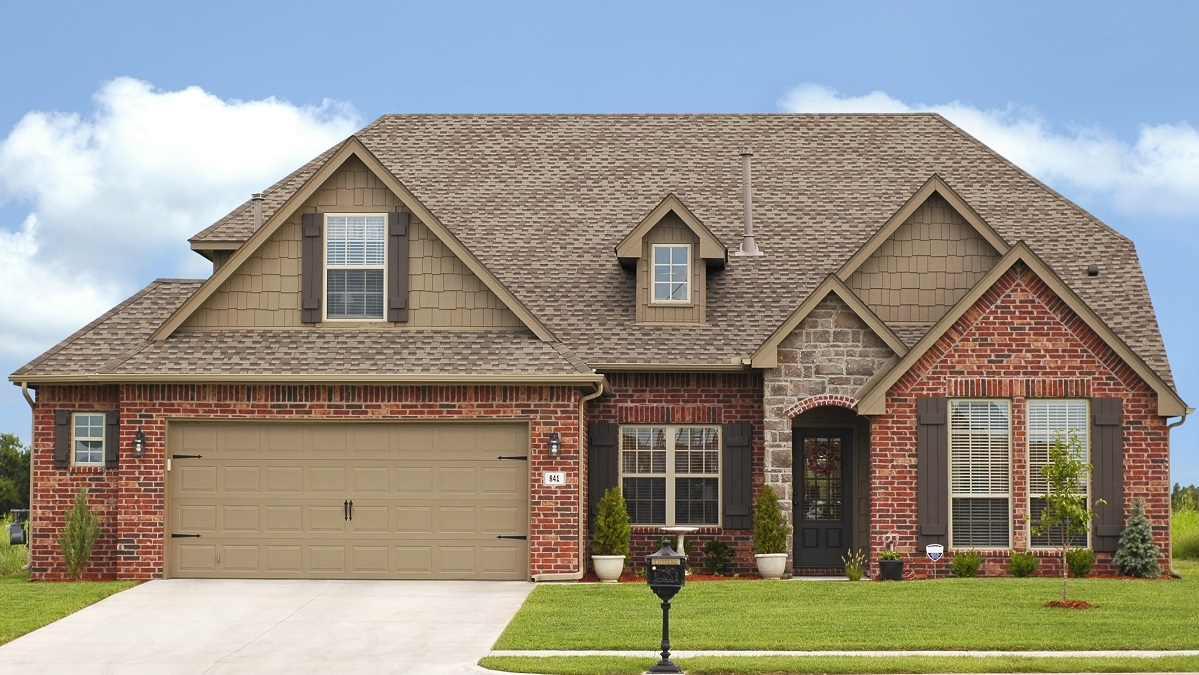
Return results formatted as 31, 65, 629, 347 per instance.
646, 541, 686, 601
8, 509, 28, 546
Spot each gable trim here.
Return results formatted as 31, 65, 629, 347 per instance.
616, 193, 727, 267
151, 136, 556, 342
749, 275, 908, 368
837, 174, 1011, 282
856, 241, 1187, 417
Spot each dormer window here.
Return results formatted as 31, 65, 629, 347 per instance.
325, 214, 386, 320
652, 244, 691, 303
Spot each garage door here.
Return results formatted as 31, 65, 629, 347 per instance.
167, 421, 529, 580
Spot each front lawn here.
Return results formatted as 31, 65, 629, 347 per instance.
0, 572, 137, 645
494, 576, 1199, 651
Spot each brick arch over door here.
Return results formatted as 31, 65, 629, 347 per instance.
787, 394, 858, 418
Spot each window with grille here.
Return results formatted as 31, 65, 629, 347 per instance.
1028, 399, 1089, 549
72, 412, 105, 466
325, 214, 386, 319
651, 244, 691, 303
620, 425, 719, 525
949, 399, 1011, 548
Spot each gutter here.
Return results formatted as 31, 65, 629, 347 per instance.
18, 383, 34, 571
531, 376, 606, 582
1167, 407, 1193, 579
9, 373, 606, 387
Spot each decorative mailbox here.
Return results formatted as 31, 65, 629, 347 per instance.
645, 542, 687, 674
7, 509, 28, 546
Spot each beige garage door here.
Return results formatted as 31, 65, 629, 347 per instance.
167, 421, 529, 580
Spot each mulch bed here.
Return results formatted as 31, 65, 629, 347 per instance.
1044, 599, 1095, 609
580, 571, 762, 583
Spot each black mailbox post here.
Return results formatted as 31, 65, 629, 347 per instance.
645, 541, 687, 674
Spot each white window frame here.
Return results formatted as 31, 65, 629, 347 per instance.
948, 399, 1012, 549
619, 424, 721, 526
650, 243, 692, 304
1027, 399, 1090, 550
324, 213, 388, 321
72, 412, 105, 467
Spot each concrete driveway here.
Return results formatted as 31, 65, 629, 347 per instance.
0, 578, 534, 674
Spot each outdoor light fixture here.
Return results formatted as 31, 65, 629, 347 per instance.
548, 431, 562, 457
133, 429, 146, 458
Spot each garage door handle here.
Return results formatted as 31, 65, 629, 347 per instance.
171, 533, 201, 538
172, 454, 203, 459
497, 455, 528, 461
496, 535, 527, 540
344, 500, 353, 521
348, 500, 353, 521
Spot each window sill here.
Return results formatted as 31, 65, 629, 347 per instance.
67, 465, 106, 474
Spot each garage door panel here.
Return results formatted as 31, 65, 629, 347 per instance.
169, 421, 529, 579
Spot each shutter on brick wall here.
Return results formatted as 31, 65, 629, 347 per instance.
722, 423, 753, 530
54, 410, 70, 468
387, 211, 410, 323
1091, 398, 1124, 553
588, 422, 619, 522
104, 410, 120, 469
917, 397, 948, 551
300, 212, 322, 324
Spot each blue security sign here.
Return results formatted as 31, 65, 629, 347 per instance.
926, 544, 943, 562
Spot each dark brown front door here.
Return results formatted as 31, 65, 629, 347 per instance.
794, 429, 852, 568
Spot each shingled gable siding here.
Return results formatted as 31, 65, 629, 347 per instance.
27, 383, 583, 581
636, 214, 704, 324
869, 262, 1170, 579
587, 372, 763, 573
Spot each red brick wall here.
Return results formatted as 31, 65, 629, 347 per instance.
870, 263, 1172, 578
589, 372, 764, 574
29, 384, 583, 580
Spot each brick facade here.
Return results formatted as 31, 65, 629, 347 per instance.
870, 263, 1171, 578
30, 384, 582, 580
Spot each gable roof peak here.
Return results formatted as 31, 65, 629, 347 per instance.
615, 192, 727, 268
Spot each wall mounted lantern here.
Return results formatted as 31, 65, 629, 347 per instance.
548, 431, 562, 457
133, 429, 146, 458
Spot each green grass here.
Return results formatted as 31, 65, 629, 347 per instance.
0, 572, 137, 645
494, 576, 1199, 651
0, 543, 27, 576
481, 655, 1199, 674
1173, 508, 1199, 559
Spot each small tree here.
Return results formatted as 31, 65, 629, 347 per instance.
0, 433, 31, 515
753, 485, 788, 554
592, 486, 631, 557
1114, 498, 1162, 578
59, 487, 101, 579
1032, 430, 1102, 602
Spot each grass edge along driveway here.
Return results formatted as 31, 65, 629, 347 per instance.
0, 574, 138, 646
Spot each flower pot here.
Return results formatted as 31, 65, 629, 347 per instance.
755, 553, 788, 579
877, 559, 904, 581
592, 555, 626, 582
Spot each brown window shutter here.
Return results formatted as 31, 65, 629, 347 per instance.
587, 422, 619, 522
388, 211, 410, 323
722, 423, 753, 530
54, 410, 70, 468
917, 397, 949, 551
300, 212, 322, 324
104, 410, 120, 469
1091, 398, 1123, 552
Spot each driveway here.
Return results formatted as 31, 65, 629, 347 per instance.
0, 579, 534, 674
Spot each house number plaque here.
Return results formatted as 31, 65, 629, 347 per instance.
542, 471, 566, 486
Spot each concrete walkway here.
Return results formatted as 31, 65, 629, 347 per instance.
0, 578, 534, 674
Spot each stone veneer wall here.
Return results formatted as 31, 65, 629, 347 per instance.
762, 294, 897, 562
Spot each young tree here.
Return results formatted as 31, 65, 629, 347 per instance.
60, 487, 101, 579
0, 433, 31, 516
1032, 430, 1103, 603
1114, 498, 1162, 578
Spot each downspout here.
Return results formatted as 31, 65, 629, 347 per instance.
19, 382, 34, 571
531, 377, 605, 582
1166, 407, 1193, 579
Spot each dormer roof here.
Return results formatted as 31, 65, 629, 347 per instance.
616, 193, 727, 268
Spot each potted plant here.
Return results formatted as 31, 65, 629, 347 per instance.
876, 547, 904, 581
591, 486, 631, 582
752, 485, 789, 579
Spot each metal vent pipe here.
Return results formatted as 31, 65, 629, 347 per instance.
252, 192, 264, 229
734, 148, 764, 257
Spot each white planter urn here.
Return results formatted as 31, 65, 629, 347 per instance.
592, 555, 626, 583
755, 553, 788, 579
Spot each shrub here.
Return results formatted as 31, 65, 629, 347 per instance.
752, 485, 787, 554
1008, 550, 1039, 577
703, 539, 735, 576
592, 487, 630, 557
1066, 548, 1095, 577
951, 550, 981, 578
59, 487, 101, 579
877, 548, 902, 561
1172, 508, 1199, 560
842, 549, 866, 581
1114, 498, 1162, 578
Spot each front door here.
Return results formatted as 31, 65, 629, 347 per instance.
793, 429, 852, 568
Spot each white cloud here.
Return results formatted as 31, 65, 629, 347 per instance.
0, 77, 361, 360
779, 84, 1199, 220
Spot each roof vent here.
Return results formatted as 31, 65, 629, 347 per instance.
733, 148, 764, 257
252, 192, 264, 230
1087, 264, 1100, 277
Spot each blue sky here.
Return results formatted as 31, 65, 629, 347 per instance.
1, 1, 1196, 484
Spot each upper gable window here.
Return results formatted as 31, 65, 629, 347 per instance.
652, 244, 691, 304
325, 214, 386, 320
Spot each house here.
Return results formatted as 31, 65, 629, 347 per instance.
10, 114, 1189, 581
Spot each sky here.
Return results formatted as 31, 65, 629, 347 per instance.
1, 1, 1196, 484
